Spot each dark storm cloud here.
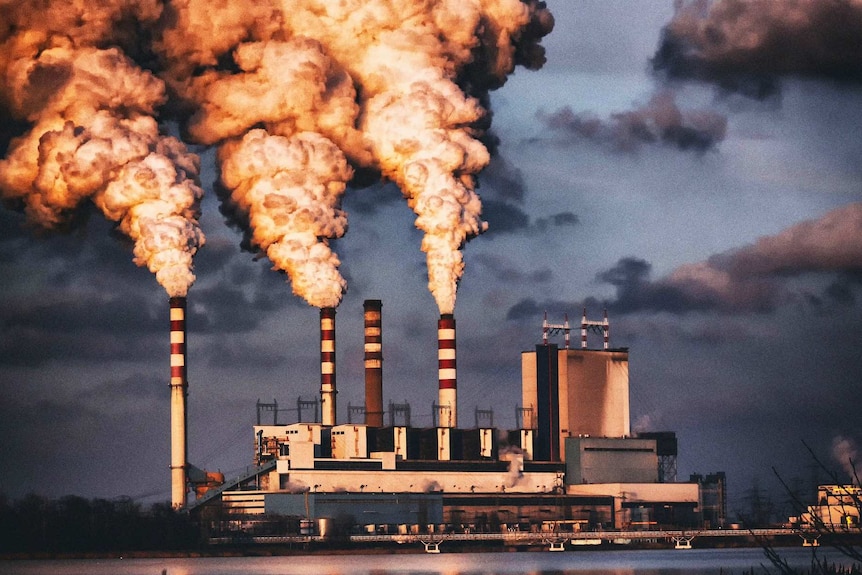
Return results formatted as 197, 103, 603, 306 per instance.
480, 199, 531, 234
539, 91, 727, 153
0, 205, 168, 297
822, 269, 862, 306
506, 203, 862, 320
505, 297, 577, 321
204, 338, 288, 370
653, 0, 862, 98
472, 252, 553, 284
480, 198, 579, 237
0, 292, 163, 367
525, 203, 862, 320
595, 257, 707, 313
340, 181, 404, 216
468, 150, 579, 237
478, 142, 528, 203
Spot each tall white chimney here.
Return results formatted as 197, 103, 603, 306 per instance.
169, 296, 188, 509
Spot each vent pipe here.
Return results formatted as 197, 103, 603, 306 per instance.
437, 314, 457, 428
169, 297, 188, 509
363, 300, 383, 427
320, 307, 337, 426
581, 308, 588, 349
581, 308, 610, 350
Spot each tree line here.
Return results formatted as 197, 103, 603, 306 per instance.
0, 493, 201, 554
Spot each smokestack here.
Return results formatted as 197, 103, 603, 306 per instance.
320, 307, 337, 426
363, 300, 383, 427
169, 296, 188, 509
437, 314, 457, 428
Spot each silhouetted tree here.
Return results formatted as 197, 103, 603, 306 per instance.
0, 494, 201, 554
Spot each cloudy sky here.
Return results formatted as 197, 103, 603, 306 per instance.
2, 0, 861, 516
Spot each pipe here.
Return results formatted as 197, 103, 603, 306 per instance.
437, 314, 457, 428
320, 307, 337, 426
363, 300, 383, 427
581, 307, 587, 349
603, 308, 609, 350
169, 296, 188, 509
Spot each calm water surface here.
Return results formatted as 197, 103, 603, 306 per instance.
1, 547, 856, 575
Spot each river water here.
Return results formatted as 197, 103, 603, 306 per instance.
1, 547, 856, 575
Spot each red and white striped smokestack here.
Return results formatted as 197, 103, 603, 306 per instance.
437, 314, 457, 428
364, 300, 383, 427
169, 297, 188, 509
320, 307, 337, 426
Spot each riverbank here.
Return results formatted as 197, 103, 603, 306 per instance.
6, 530, 859, 561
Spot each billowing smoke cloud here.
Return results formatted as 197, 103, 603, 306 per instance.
155, 0, 554, 312
653, 0, 862, 98
218, 130, 352, 308
1, 1, 553, 311
540, 91, 727, 153
832, 435, 859, 480
0, 4, 205, 298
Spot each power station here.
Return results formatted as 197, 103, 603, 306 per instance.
173, 300, 712, 535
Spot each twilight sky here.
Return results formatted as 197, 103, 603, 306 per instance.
2, 0, 861, 517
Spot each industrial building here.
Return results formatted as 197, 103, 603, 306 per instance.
174, 301, 703, 534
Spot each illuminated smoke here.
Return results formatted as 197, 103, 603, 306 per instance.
832, 435, 859, 480
0, 37, 205, 297
1, 0, 553, 309
155, 0, 553, 312
218, 129, 352, 309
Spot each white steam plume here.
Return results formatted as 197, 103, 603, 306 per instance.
219, 129, 352, 309
832, 435, 859, 480
0, 41, 205, 297
1, 0, 553, 309
155, 0, 553, 312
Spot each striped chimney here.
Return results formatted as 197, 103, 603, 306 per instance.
169, 297, 188, 509
363, 300, 384, 427
437, 314, 457, 428
320, 307, 337, 426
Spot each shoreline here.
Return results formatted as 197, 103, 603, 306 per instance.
2, 533, 842, 561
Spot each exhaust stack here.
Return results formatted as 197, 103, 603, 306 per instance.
437, 314, 457, 428
363, 300, 383, 427
320, 307, 337, 426
169, 297, 188, 509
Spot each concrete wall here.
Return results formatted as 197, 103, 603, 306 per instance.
262, 492, 444, 526
522, 347, 631, 463
565, 437, 657, 484
268, 465, 558, 494
559, 349, 630, 440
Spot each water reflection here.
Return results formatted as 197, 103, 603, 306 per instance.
0, 547, 856, 575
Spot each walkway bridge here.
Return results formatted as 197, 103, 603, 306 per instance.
184, 460, 277, 512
